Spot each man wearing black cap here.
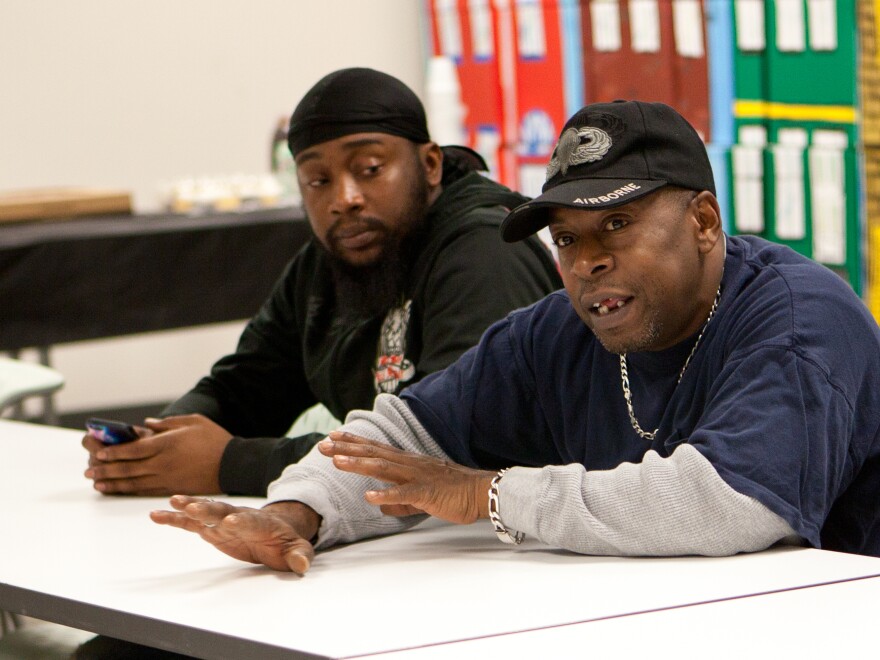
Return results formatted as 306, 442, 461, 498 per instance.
82, 68, 561, 498
153, 100, 880, 572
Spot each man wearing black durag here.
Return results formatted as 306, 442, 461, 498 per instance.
81, 67, 561, 498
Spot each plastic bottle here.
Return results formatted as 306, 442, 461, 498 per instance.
270, 116, 300, 206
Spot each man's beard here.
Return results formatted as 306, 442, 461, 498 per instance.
589, 290, 663, 355
594, 316, 662, 355
322, 179, 431, 322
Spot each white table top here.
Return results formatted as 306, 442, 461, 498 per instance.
3, 419, 880, 659
357, 575, 880, 659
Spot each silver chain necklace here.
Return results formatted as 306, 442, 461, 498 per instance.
619, 283, 722, 441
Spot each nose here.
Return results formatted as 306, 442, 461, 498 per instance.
568, 238, 612, 281
329, 174, 364, 215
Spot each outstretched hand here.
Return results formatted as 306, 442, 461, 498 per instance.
319, 431, 496, 524
150, 496, 320, 574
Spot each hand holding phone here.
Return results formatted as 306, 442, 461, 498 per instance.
86, 417, 140, 445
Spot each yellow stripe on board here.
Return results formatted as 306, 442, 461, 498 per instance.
876, 0, 880, 62
735, 100, 858, 124
869, 225, 880, 323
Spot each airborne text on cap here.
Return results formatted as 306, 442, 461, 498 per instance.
572, 183, 642, 205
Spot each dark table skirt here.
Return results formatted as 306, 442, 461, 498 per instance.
0, 206, 311, 351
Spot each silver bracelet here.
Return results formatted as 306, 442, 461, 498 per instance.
488, 468, 524, 545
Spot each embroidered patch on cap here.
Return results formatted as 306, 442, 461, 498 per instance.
546, 126, 612, 180
544, 111, 626, 181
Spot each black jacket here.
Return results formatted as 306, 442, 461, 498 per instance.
164, 161, 562, 495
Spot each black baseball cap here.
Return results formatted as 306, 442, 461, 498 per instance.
287, 68, 431, 158
500, 100, 715, 242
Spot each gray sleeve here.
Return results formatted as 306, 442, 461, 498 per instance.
265, 394, 445, 549
269, 395, 799, 556
498, 444, 800, 556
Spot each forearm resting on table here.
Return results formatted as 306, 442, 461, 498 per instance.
498, 444, 800, 557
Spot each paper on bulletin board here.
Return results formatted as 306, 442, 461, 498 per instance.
773, 146, 806, 240
733, 145, 765, 234
475, 127, 502, 182
776, 0, 806, 52
630, 0, 661, 53
810, 130, 848, 265
672, 0, 704, 58
515, 0, 547, 58
733, 125, 767, 234
807, 0, 837, 51
591, 0, 622, 52
468, 0, 494, 59
735, 0, 765, 52
437, 0, 463, 59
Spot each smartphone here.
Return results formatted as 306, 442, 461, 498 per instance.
86, 417, 140, 445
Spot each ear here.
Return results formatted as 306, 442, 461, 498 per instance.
692, 191, 723, 254
419, 142, 444, 188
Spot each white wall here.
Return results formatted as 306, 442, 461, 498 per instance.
1, 0, 427, 416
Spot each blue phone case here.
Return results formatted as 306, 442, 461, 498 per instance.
86, 418, 139, 445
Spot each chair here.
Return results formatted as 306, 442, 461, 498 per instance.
287, 403, 342, 437
0, 357, 64, 423
0, 618, 95, 658
0, 357, 65, 640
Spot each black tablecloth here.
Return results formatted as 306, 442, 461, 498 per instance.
0, 206, 311, 350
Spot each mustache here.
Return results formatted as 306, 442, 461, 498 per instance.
577, 282, 631, 299
327, 216, 387, 243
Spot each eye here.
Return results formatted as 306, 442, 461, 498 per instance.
551, 233, 575, 249
603, 217, 628, 231
298, 168, 328, 189
351, 156, 385, 179
360, 163, 383, 178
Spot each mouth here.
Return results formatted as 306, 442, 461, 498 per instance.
587, 296, 633, 317
332, 224, 383, 251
